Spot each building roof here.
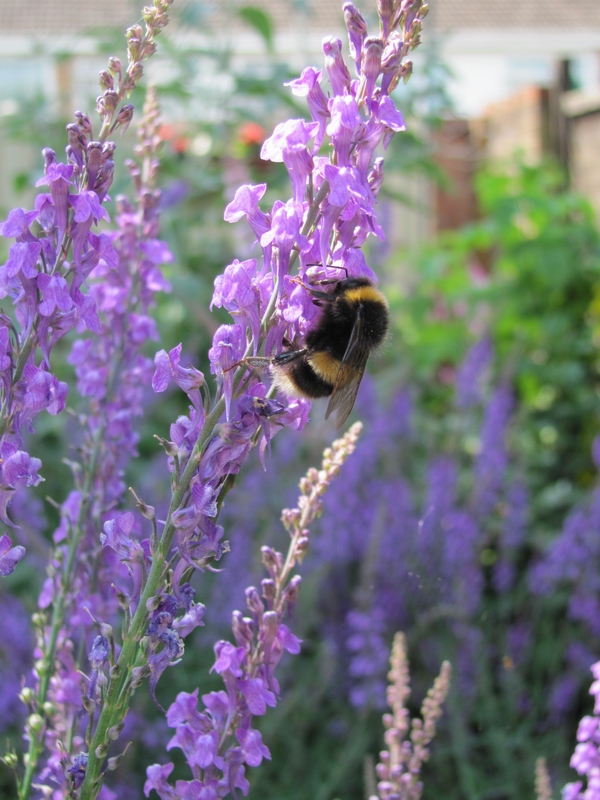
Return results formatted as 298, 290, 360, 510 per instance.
0, 0, 597, 35
0, 0, 137, 34
428, 0, 600, 29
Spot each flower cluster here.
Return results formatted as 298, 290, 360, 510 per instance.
0, 1, 174, 566
145, 423, 364, 797
563, 661, 600, 800
3, 2, 176, 796
23, 86, 175, 800
370, 632, 451, 800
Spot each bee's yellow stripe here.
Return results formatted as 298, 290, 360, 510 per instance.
308, 351, 340, 383
343, 286, 388, 306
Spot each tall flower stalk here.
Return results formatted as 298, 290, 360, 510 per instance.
84, 1, 427, 796
371, 632, 451, 800
0, 3, 174, 799
145, 423, 364, 797
3, 0, 429, 797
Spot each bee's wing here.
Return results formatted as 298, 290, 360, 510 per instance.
325, 304, 369, 429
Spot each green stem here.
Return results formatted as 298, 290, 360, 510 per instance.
79, 172, 332, 800
0, 322, 39, 439
18, 425, 104, 800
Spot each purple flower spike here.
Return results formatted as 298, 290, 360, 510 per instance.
0, 533, 26, 575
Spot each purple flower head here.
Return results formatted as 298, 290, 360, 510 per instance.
260, 199, 310, 293
260, 119, 319, 206
327, 95, 362, 168
101, 511, 150, 603
37, 273, 73, 317
144, 763, 177, 800
22, 364, 68, 416
0, 533, 26, 575
67, 752, 88, 790
237, 677, 276, 716
153, 343, 205, 416
260, 118, 319, 164
1, 442, 43, 490
212, 259, 262, 354
5, 241, 42, 280
284, 68, 329, 153
0, 207, 39, 240
208, 324, 245, 420
236, 727, 271, 767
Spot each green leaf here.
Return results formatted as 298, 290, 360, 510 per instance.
237, 6, 274, 51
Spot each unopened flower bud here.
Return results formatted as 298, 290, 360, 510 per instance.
154, 435, 179, 457
27, 713, 44, 733
245, 586, 264, 619
261, 611, 279, 646
113, 585, 131, 610
102, 141, 117, 159
2, 752, 18, 768
283, 574, 302, 606
146, 594, 162, 612
130, 665, 148, 691
19, 687, 34, 705
323, 37, 352, 96
378, 0, 394, 35
102, 90, 119, 113
83, 696, 96, 714
232, 610, 254, 647
109, 663, 121, 680
115, 103, 135, 134
108, 56, 122, 79
261, 546, 282, 577
130, 487, 155, 520
42, 148, 56, 172
126, 24, 143, 59
294, 536, 310, 562
42, 702, 54, 716
99, 70, 114, 91
97, 672, 108, 689
74, 110, 93, 133
128, 62, 144, 87
95, 742, 108, 759
299, 477, 312, 495
261, 578, 276, 603
66, 123, 87, 152
107, 721, 124, 740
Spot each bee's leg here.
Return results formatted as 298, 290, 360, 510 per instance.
224, 356, 271, 373
271, 348, 308, 367
225, 350, 307, 373
289, 276, 335, 302
304, 263, 349, 280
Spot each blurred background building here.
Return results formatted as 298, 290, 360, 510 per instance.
0, 0, 599, 235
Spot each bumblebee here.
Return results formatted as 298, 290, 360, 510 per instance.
267, 273, 389, 428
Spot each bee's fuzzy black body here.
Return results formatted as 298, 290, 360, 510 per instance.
273, 276, 389, 427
